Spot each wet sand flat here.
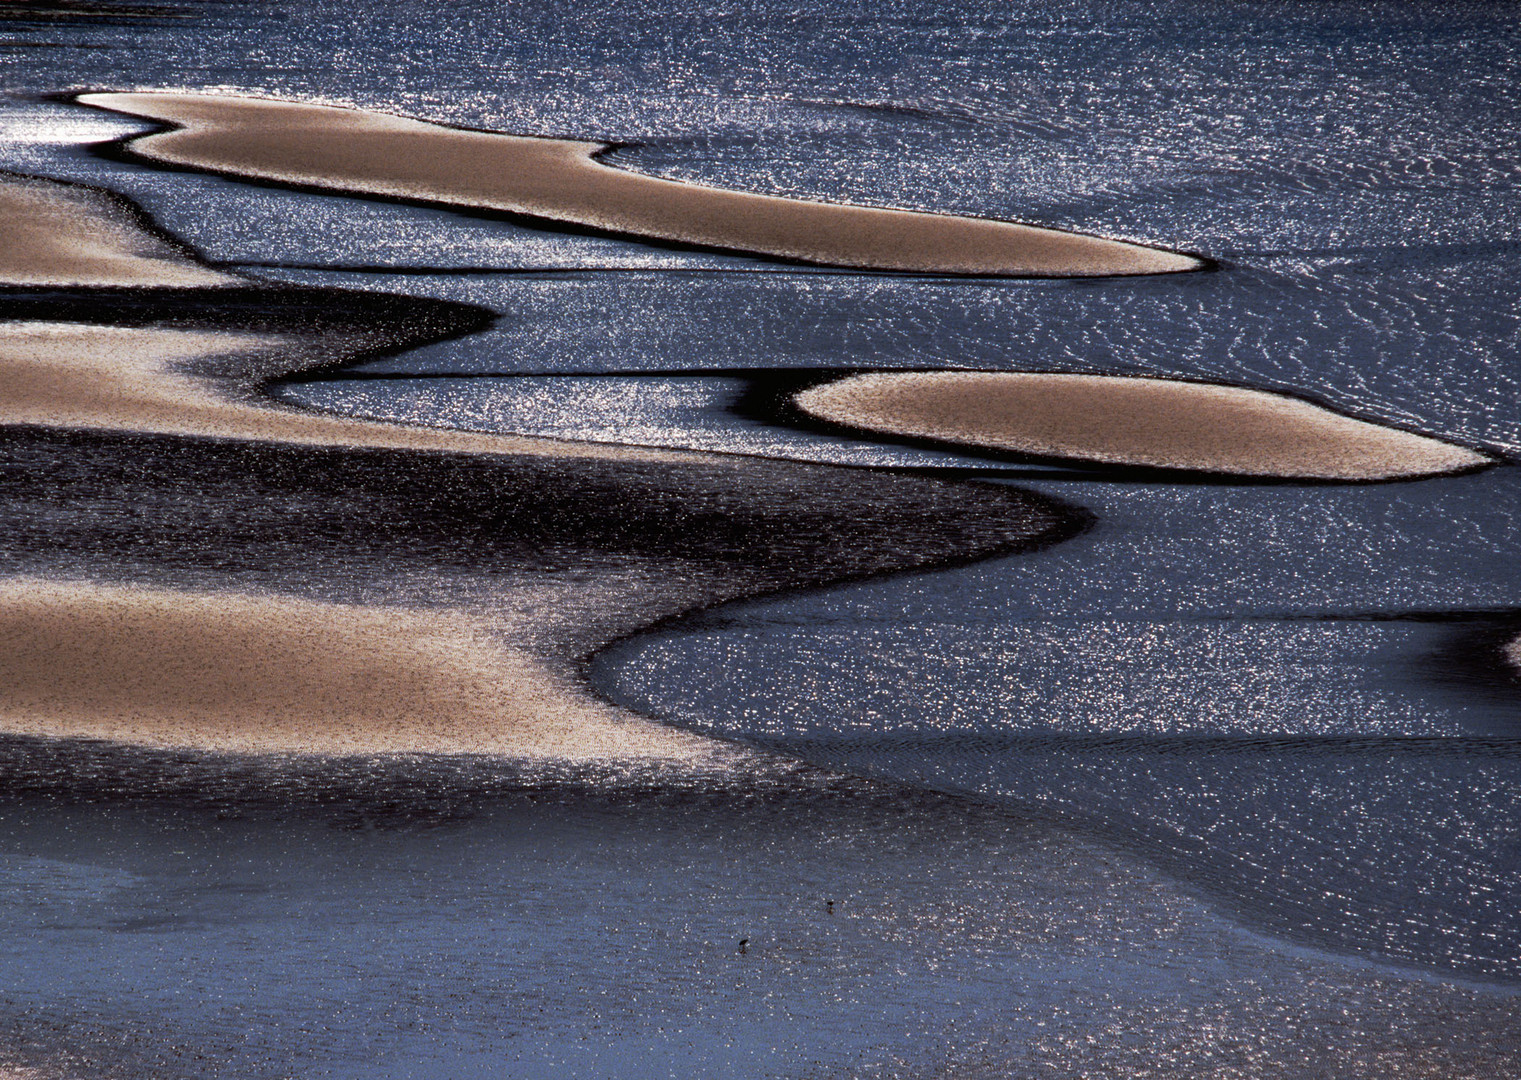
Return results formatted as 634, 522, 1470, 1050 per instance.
0, 417, 1073, 757
0, 171, 1074, 763
794, 371, 1490, 480
77, 92, 1201, 277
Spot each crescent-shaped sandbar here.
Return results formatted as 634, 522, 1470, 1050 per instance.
76, 92, 1203, 277
794, 371, 1491, 480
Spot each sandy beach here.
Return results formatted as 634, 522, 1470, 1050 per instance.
794, 370, 1490, 480
77, 92, 1201, 277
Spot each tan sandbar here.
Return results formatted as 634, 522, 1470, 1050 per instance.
0, 321, 690, 463
0, 577, 715, 759
0, 173, 685, 462
795, 371, 1490, 480
77, 92, 1201, 277
0, 172, 235, 287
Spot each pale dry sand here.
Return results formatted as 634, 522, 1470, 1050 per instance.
0, 324, 729, 760
0, 172, 235, 287
0, 577, 717, 759
1504, 634, 1521, 677
795, 371, 1490, 480
78, 91, 1202, 277
0, 321, 692, 463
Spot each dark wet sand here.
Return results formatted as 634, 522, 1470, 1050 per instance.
0, 303, 1070, 760
795, 370, 1490, 480
0, 421, 1076, 758
77, 92, 1203, 277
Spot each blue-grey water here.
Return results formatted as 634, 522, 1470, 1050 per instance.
1, 0, 1520, 1076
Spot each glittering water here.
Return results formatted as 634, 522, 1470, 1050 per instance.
595, 468, 1521, 979
254, 260, 1521, 459
278, 373, 1076, 468
1, 0, 1520, 1075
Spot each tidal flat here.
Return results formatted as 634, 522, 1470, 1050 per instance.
0, 1, 1519, 1077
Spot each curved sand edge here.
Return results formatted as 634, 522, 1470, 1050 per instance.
0, 320, 703, 465
0, 174, 694, 462
795, 371, 1491, 481
76, 91, 1203, 278
0, 171, 236, 287
0, 577, 723, 761
0, 166, 1051, 765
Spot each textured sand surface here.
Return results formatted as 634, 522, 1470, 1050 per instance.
78, 92, 1202, 277
0, 577, 715, 758
0, 172, 234, 287
795, 371, 1490, 480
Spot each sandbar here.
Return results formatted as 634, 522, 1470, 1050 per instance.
794, 371, 1490, 480
0, 165, 1070, 767
0, 175, 687, 462
0, 577, 715, 759
0, 172, 234, 287
77, 92, 1202, 277
0, 320, 696, 463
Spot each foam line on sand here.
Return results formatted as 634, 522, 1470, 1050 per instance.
794, 371, 1490, 481
77, 91, 1202, 277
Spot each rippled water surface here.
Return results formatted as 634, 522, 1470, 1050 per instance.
2, 0, 1520, 1076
